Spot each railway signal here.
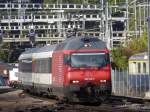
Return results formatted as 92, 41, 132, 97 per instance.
28, 29, 35, 47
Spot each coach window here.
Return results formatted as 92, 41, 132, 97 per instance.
143, 62, 146, 73
46, 58, 52, 73
35, 60, 39, 73
137, 63, 141, 73
20, 59, 32, 72
35, 58, 52, 73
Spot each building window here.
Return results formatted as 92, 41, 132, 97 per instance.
42, 16, 46, 19
118, 33, 122, 37
86, 15, 90, 18
62, 5, 67, 8
89, 33, 93, 36
48, 15, 53, 18
90, 5, 95, 8
15, 35, 19, 38
69, 5, 74, 8
76, 5, 81, 8
113, 33, 117, 37
48, 5, 53, 8
43, 5, 46, 8
0, 4, 5, 8
28, 4, 33, 8
56, 5, 60, 8
35, 16, 40, 19
14, 5, 18, 8
35, 4, 40, 8
45, 26, 48, 29
11, 26, 14, 29
95, 33, 99, 37
35, 26, 38, 29
92, 15, 97, 18
54, 15, 57, 18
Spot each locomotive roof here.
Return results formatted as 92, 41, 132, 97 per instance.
19, 37, 107, 60
32, 45, 57, 59
19, 45, 57, 60
19, 48, 39, 60
55, 36, 107, 50
22, 48, 39, 54
34, 44, 56, 53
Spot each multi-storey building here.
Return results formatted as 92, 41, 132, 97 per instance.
0, 0, 147, 49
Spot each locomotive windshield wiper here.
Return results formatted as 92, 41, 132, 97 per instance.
97, 63, 106, 69
79, 64, 90, 68
79, 64, 100, 69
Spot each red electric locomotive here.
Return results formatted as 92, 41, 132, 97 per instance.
18, 36, 111, 103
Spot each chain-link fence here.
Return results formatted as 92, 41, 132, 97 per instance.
111, 69, 150, 98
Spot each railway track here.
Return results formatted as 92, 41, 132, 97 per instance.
28, 100, 150, 112
1, 89, 150, 112
22, 91, 150, 112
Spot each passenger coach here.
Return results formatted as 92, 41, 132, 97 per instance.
18, 36, 111, 102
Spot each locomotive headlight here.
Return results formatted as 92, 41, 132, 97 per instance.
84, 43, 91, 47
72, 80, 79, 84
100, 80, 106, 83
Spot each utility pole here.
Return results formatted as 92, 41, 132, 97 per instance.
28, 13, 35, 47
57, 0, 63, 39
0, 29, 3, 47
148, 0, 150, 91
134, 1, 137, 38
7, 0, 11, 39
105, 0, 111, 49
126, 0, 129, 38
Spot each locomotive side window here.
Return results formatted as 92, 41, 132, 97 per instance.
64, 54, 70, 65
34, 58, 52, 73
19, 58, 32, 72
71, 52, 109, 68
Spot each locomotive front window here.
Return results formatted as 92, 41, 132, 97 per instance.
71, 52, 109, 68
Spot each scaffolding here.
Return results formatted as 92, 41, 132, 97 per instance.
0, 0, 149, 48
108, 0, 149, 47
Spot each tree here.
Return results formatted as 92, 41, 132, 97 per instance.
125, 28, 148, 54
111, 47, 128, 70
0, 50, 9, 63
111, 28, 148, 69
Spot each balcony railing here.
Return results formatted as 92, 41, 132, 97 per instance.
0, 3, 101, 10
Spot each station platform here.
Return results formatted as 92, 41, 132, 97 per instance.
0, 86, 13, 94
145, 92, 150, 99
